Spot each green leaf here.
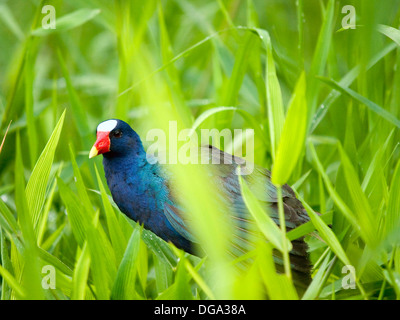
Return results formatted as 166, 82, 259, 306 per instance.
95, 164, 127, 264
38, 247, 73, 277
0, 197, 19, 235
246, 0, 259, 28
338, 144, 376, 244
238, 175, 292, 252
15, 132, 45, 300
71, 243, 91, 300
308, 142, 359, 230
218, 33, 256, 107
0, 263, 25, 299
57, 51, 90, 140
272, 72, 307, 185
384, 159, 400, 240
153, 252, 173, 293
157, 3, 192, 127
85, 211, 117, 300
377, 24, 400, 46
318, 77, 400, 128
254, 28, 284, 159
0, 3, 24, 40
307, 0, 334, 116
287, 211, 333, 241
296, 192, 351, 267
257, 243, 298, 300
311, 43, 396, 132
57, 178, 91, 247
111, 227, 141, 300
37, 164, 63, 246
156, 253, 194, 300
25, 110, 65, 235
70, 145, 93, 214
302, 251, 333, 300
1, 229, 14, 299
141, 228, 178, 269
0, 121, 11, 155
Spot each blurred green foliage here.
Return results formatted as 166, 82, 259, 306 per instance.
1, 0, 400, 300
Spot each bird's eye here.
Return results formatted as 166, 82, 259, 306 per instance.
112, 129, 122, 138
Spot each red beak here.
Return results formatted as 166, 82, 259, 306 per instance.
89, 131, 110, 158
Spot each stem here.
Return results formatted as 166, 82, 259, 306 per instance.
277, 185, 292, 280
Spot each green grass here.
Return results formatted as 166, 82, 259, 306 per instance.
1, 0, 400, 300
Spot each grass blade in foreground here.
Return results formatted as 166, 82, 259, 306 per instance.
25, 110, 65, 236
246, 27, 284, 159
0, 121, 11, 155
272, 72, 307, 186
71, 243, 91, 300
257, 242, 298, 300
377, 24, 400, 46
270, 72, 307, 279
15, 133, 44, 299
111, 227, 141, 300
238, 175, 292, 252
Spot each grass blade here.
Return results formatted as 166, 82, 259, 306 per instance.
272, 72, 307, 185
71, 243, 91, 300
111, 227, 141, 300
239, 175, 292, 253
94, 164, 127, 263
377, 24, 400, 46
318, 77, 400, 128
0, 121, 11, 155
25, 110, 65, 236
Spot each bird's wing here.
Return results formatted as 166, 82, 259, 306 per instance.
203, 145, 311, 286
160, 145, 311, 286
160, 144, 310, 236
163, 201, 197, 243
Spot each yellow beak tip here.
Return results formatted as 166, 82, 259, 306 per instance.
89, 146, 99, 159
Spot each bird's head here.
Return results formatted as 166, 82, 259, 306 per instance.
89, 119, 142, 159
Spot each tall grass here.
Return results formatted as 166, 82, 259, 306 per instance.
1, 0, 400, 300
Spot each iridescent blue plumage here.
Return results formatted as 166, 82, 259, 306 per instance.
96, 119, 311, 287
101, 122, 193, 253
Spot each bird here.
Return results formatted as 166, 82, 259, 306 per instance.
89, 119, 312, 288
